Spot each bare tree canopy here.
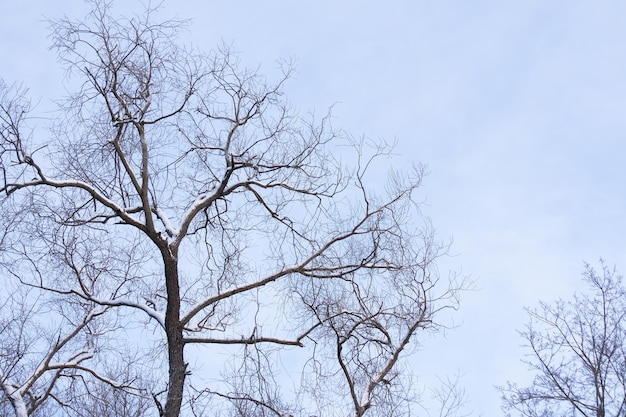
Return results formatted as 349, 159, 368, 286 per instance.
0, 1, 468, 416
500, 261, 626, 417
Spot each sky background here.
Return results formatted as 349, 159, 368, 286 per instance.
3, 1, 626, 416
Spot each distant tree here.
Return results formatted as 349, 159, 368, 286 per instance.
0, 281, 100, 417
0, 1, 468, 416
0, 239, 151, 417
500, 261, 626, 417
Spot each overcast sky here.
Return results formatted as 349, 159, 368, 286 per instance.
3, 1, 626, 415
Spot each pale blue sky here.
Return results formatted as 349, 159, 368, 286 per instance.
3, 1, 626, 415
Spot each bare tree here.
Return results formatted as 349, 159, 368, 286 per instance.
0, 270, 106, 417
499, 261, 626, 417
0, 1, 467, 416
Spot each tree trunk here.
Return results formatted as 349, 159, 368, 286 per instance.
162, 253, 186, 417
